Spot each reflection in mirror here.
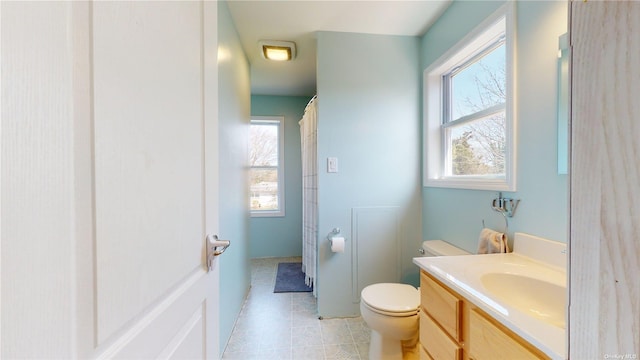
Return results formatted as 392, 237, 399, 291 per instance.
557, 33, 569, 175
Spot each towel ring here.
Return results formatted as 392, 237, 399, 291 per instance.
482, 211, 508, 234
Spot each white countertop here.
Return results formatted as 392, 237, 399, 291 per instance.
414, 234, 567, 359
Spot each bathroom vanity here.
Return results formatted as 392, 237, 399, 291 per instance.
414, 233, 566, 360
419, 271, 549, 359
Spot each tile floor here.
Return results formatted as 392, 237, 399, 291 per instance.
222, 257, 371, 360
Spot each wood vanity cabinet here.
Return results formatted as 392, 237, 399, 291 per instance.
419, 270, 551, 360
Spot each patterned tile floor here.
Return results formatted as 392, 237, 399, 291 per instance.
222, 257, 371, 360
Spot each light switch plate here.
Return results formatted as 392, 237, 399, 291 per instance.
327, 157, 338, 173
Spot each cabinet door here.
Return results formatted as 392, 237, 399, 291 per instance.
420, 345, 433, 360
420, 312, 462, 360
469, 309, 545, 360
421, 272, 462, 340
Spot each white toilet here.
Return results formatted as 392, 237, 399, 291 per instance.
360, 240, 469, 360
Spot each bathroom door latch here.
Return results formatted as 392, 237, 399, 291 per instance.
206, 234, 231, 271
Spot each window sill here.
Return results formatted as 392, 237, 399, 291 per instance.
424, 177, 515, 192
250, 210, 285, 218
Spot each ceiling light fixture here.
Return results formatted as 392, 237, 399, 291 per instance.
259, 40, 296, 61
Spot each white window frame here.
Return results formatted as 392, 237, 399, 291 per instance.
250, 116, 285, 217
423, 3, 516, 191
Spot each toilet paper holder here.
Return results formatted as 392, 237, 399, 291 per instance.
327, 228, 346, 253
327, 228, 345, 244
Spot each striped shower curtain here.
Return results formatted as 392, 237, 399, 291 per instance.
299, 96, 318, 296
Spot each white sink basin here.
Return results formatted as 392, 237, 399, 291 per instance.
480, 273, 566, 328
414, 233, 568, 359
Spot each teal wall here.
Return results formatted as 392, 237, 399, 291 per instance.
316, 31, 423, 317
250, 95, 311, 258
218, 0, 568, 325
421, 1, 569, 252
217, 1, 251, 354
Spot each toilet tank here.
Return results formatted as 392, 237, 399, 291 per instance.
422, 240, 470, 257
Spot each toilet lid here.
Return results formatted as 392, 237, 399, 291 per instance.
361, 283, 419, 314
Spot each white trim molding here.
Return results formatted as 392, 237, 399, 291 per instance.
249, 115, 286, 217
423, 2, 517, 191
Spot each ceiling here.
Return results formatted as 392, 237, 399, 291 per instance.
226, 0, 452, 97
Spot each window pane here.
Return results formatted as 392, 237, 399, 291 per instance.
249, 123, 279, 166
250, 168, 279, 211
451, 43, 505, 120
447, 111, 505, 176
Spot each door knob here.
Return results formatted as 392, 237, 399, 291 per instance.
206, 234, 230, 271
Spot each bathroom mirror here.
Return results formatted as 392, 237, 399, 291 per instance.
557, 33, 569, 175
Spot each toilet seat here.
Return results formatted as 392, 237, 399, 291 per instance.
361, 283, 420, 316
361, 300, 419, 317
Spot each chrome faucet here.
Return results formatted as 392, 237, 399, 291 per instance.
491, 192, 520, 218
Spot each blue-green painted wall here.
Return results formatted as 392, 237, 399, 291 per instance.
421, 1, 569, 252
250, 95, 311, 258
316, 31, 423, 317
218, 1, 251, 354
220, 0, 568, 323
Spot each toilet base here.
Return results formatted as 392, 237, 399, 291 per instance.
368, 330, 419, 360
369, 330, 401, 360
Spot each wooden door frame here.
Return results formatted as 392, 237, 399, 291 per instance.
569, 1, 640, 358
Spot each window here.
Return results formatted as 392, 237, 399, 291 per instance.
249, 116, 285, 217
424, 3, 516, 191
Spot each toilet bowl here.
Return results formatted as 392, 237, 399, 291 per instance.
360, 240, 469, 360
360, 283, 420, 360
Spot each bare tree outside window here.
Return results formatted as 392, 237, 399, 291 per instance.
249, 120, 282, 213
446, 42, 506, 176
424, 7, 514, 191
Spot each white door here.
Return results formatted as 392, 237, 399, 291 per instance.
87, 2, 222, 358
2, 2, 221, 357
